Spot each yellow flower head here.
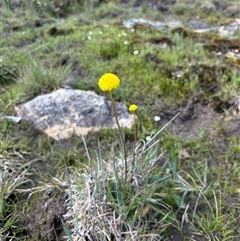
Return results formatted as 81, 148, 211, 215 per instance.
129, 104, 138, 112
98, 73, 120, 92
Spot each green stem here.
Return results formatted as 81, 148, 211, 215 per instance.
132, 113, 137, 174
109, 91, 127, 183
133, 113, 137, 146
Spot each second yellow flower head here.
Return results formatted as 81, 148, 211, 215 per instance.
98, 73, 120, 92
129, 104, 138, 112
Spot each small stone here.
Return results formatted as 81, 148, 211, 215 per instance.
15, 89, 134, 140
3, 116, 22, 123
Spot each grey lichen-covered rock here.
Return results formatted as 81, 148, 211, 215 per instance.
15, 88, 134, 140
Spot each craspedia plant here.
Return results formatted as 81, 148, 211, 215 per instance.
98, 73, 120, 92
98, 72, 127, 181
129, 104, 138, 157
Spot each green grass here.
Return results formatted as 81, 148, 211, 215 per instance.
0, 0, 240, 240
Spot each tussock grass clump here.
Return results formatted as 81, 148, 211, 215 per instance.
18, 57, 71, 97
0, 150, 32, 235
0, 63, 18, 86
63, 116, 192, 240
